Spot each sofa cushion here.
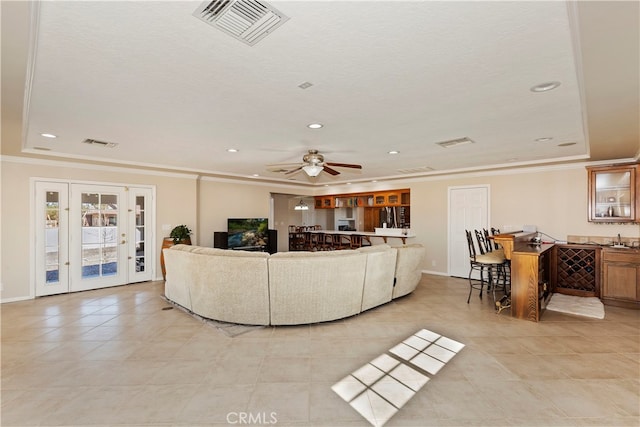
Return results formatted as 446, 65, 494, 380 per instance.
392, 244, 426, 299
357, 245, 398, 311
268, 251, 367, 325
164, 246, 270, 325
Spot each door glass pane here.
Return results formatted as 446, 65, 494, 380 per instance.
81, 192, 118, 278
135, 196, 145, 271
45, 191, 60, 283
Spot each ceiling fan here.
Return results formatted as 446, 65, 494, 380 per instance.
267, 149, 362, 177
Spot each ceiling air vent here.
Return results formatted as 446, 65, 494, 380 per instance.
436, 137, 475, 148
82, 138, 118, 148
397, 166, 434, 174
193, 0, 289, 46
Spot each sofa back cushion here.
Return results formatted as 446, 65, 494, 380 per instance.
357, 244, 398, 311
268, 251, 367, 325
393, 244, 426, 299
164, 246, 270, 325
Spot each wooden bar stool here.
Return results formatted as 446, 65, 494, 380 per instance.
333, 234, 351, 250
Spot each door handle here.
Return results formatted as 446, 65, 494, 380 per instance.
121, 240, 126, 244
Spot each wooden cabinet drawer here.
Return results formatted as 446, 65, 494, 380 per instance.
603, 250, 640, 264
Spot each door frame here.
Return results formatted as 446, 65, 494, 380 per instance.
447, 184, 490, 277
31, 178, 156, 297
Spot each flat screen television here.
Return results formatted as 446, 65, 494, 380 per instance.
227, 218, 269, 251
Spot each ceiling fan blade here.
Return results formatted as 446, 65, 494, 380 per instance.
322, 166, 340, 176
284, 166, 304, 175
325, 162, 362, 169
266, 163, 302, 172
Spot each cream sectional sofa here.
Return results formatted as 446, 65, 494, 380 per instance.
163, 243, 425, 326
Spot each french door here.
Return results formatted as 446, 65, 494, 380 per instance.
35, 181, 154, 296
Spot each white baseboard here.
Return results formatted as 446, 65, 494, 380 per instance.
1, 295, 34, 304
421, 269, 449, 277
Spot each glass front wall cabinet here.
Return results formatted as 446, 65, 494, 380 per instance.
587, 163, 640, 223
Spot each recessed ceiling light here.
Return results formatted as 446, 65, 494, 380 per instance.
530, 81, 561, 92
40, 133, 57, 138
534, 137, 553, 142
507, 158, 518, 162
226, 148, 239, 153
307, 123, 323, 129
298, 82, 313, 89
252, 174, 259, 177
558, 142, 577, 147
388, 150, 400, 155
371, 180, 378, 183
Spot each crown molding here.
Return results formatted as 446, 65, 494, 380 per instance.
1, 155, 199, 179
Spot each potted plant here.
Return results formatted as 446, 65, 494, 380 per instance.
170, 224, 192, 244
161, 225, 193, 281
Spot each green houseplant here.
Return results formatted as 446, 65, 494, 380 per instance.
170, 225, 192, 244
161, 225, 193, 281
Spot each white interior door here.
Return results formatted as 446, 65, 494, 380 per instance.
70, 184, 128, 292
448, 185, 489, 278
35, 182, 70, 296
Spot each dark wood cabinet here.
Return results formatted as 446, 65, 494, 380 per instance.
601, 248, 640, 308
587, 163, 640, 223
510, 243, 555, 322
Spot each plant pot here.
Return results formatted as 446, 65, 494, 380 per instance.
160, 236, 192, 281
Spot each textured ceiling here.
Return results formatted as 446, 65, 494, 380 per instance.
3, 1, 639, 185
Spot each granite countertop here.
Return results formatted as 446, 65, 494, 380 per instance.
566, 234, 640, 250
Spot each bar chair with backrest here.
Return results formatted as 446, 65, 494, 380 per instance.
466, 230, 508, 303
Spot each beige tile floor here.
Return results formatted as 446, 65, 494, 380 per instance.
2, 274, 639, 426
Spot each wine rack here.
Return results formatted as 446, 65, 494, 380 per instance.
555, 245, 601, 296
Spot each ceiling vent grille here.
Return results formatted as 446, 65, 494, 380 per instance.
193, 0, 289, 46
82, 138, 118, 148
397, 166, 434, 174
436, 137, 475, 148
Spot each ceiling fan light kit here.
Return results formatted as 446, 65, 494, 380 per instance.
302, 165, 323, 177
267, 149, 363, 180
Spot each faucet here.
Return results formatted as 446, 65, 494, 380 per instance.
617, 233, 623, 246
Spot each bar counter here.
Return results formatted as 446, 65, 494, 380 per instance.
309, 229, 416, 244
510, 242, 555, 321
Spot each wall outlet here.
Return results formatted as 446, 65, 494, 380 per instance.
162, 224, 172, 231
431, 260, 437, 267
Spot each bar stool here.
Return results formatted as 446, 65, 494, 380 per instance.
333, 234, 351, 250
466, 230, 508, 303
320, 233, 333, 250
349, 234, 363, 249
307, 232, 321, 251
474, 229, 509, 301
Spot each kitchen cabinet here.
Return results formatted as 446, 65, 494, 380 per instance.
316, 189, 410, 209
601, 248, 640, 309
372, 190, 409, 207
587, 163, 640, 223
314, 196, 335, 209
